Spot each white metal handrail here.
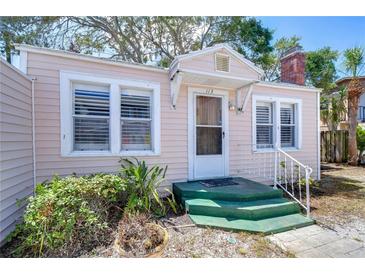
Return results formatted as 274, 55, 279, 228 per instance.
234, 143, 313, 217
274, 147, 313, 217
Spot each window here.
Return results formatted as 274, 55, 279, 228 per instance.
73, 83, 110, 151
60, 71, 160, 157
121, 90, 152, 151
280, 104, 296, 147
215, 54, 230, 72
253, 96, 301, 151
256, 102, 274, 148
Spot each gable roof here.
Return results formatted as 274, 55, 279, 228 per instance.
170, 43, 264, 76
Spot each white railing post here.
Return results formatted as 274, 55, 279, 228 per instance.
274, 149, 278, 189
305, 167, 311, 218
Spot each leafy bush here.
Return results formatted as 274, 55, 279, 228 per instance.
9, 174, 126, 257
357, 125, 365, 163
119, 158, 169, 215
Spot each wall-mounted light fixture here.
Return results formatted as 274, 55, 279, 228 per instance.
228, 101, 236, 111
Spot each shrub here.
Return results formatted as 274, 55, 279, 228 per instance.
357, 125, 365, 163
119, 158, 169, 215
9, 174, 126, 257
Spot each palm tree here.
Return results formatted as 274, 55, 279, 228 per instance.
343, 46, 365, 165
321, 87, 347, 132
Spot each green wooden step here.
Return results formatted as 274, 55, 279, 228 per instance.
185, 198, 300, 220
173, 179, 282, 202
189, 213, 314, 234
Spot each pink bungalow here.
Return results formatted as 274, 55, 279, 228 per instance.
0, 43, 321, 240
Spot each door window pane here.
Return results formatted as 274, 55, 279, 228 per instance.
196, 96, 222, 125
196, 127, 222, 155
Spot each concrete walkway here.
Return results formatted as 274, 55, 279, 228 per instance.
267, 225, 365, 258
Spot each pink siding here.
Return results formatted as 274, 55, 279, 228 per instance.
0, 59, 33, 243
25, 50, 318, 188
27, 52, 188, 186
179, 48, 260, 79
229, 85, 319, 180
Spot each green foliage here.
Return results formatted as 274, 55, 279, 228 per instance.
119, 158, 168, 215
306, 47, 339, 92
8, 174, 126, 257
320, 87, 348, 131
0, 16, 60, 62
1, 16, 273, 68
261, 36, 301, 81
357, 125, 365, 158
164, 188, 179, 215
343, 46, 365, 77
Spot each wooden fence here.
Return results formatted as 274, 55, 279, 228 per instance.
321, 130, 348, 163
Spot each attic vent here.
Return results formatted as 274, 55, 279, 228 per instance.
215, 54, 230, 72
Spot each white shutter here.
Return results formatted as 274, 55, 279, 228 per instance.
73, 85, 110, 151
256, 102, 273, 148
121, 91, 152, 150
215, 54, 230, 72
280, 104, 295, 147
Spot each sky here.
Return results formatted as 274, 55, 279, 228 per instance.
257, 16, 365, 76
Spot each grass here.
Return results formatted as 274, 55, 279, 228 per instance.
237, 231, 295, 258
311, 164, 365, 227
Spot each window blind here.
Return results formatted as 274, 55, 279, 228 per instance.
73, 87, 110, 151
256, 102, 273, 148
280, 104, 295, 147
121, 92, 152, 150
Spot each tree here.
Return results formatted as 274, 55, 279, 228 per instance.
0, 17, 61, 62
343, 46, 365, 165
357, 125, 365, 164
306, 47, 339, 93
0, 16, 274, 68
261, 36, 301, 81
320, 87, 347, 132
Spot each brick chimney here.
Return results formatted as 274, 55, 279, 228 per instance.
280, 46, 305, 85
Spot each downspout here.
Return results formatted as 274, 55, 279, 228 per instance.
316, 91, 321, 180
31, 78, 37, 194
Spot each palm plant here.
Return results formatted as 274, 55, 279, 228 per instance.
119, 158, 168, 215
320, 87, 347, 132
343, 46, 365, 165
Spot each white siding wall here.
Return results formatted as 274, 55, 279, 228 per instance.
0, 59, 33, 244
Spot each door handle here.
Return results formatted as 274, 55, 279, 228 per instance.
222, 131, 225, 139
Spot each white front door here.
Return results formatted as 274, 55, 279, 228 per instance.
191, 91, 228, 179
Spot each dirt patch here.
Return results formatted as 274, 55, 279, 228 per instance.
311, 163, 365, 240
116, 214, 165, 257
159, 214, 293, 258
81, 213, 292, 258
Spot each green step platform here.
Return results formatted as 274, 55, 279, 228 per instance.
173, 177, 314, 234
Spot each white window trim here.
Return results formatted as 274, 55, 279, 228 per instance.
252, 95, 302, 152
60, 70, 160, 157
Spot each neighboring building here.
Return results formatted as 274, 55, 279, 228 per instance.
336, 76, 365, 124
0, 44, 321, 242
320, 76, 365, 131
